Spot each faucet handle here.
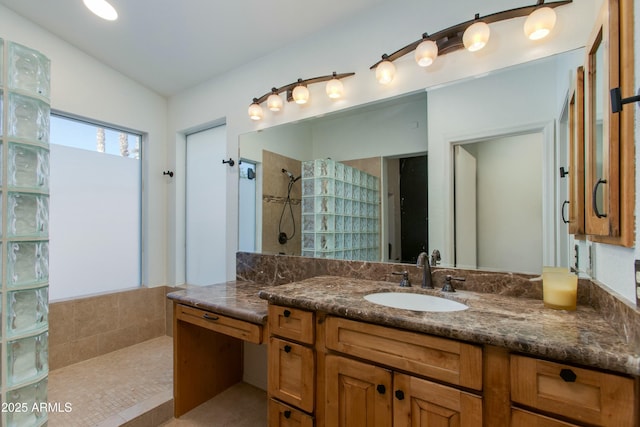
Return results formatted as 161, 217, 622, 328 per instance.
392, 271, 411, 287
431, 249, 441, 266
441, 275, 465, 292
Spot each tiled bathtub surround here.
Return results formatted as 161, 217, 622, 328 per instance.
236, 251, 640, 352
49, 286, 176, 370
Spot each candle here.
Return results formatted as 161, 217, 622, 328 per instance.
542, 270, 577, 311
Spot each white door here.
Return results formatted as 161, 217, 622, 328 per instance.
186, 125, 227, 285
454, 145, 477, 269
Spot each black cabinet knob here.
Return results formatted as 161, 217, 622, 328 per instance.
284, 410, 291, 419
560, 368, 577, 382
395, 390, 405, 400
376, 384, 386, 394
284, 345, 292, 353
283, 309, 291, 318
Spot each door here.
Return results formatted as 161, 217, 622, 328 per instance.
325, 355, 392, 427
393, 373, 483, 427
399, 155, 428, 263
186, 125, 227, 285
454, 145, 477, 269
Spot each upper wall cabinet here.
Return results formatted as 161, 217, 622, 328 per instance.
583, 0, 634, 247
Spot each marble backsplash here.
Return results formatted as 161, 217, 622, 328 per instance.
236, 251, 640, 352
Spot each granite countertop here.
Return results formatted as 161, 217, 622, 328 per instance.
258, 275, 640, 376
168, 281, 269, 325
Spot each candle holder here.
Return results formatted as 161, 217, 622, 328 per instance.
542, 267, 578, 311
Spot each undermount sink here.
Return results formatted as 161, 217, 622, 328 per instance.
364, 292, 469, 312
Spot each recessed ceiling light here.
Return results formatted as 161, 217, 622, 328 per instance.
83, 0, 118, 21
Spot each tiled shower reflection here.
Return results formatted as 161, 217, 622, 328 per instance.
301, 159, 380, 261
1, 39, 50, 427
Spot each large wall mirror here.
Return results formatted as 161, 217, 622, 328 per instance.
238, 49, 584, 275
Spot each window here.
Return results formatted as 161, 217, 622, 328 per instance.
48, 114, 142, 300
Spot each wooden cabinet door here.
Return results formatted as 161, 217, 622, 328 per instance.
393, 372, 482, 427
325, 355, 392, 427
268, 337, 315, 413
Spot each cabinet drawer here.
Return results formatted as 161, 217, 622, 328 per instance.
268, 337, 315, 413
325, 316, 482, 390
269, 305, 315, 344
510, 355, 636, 426
511, 408, 580, 427
175, 304, 263, 344
268, 399, 314, 427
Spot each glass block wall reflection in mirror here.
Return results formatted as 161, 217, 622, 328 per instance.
1, 39, 50, 426
302, 159, 380, 261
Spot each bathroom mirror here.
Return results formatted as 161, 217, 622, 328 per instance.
238, 49, 583, 274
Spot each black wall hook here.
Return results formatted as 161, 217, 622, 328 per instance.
610, 87, 640, 113
163, 170, 174, 177
222, 158, 235, 167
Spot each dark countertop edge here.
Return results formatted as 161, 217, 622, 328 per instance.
257, 290, 640, 377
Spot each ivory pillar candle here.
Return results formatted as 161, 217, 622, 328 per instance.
542, 270, 577, 311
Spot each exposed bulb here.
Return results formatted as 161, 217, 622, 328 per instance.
414, 39, 438, 67
292, 85, 309, 104
375, 60, 396, 85
248, 102, 263, 121
524, 7, 557, 40
267, 93, 283, 112
463, 21, 490, 52
325, 77, 344, 99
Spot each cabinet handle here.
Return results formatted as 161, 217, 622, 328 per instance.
202, 313, 219, 321
560, 368, 577, 382
283, 410, 292, 419
592, 179, 607, 218
283, 309, 291, 318
376, 384, 386, 394
394, 390, 405, 400
561, 200, 570, 224
284, 345, 292, 353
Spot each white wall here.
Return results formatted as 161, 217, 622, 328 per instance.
0, 5, 169, 288
167, 0, 599, 286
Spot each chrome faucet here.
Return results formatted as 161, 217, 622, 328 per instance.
416, 252, 434, 289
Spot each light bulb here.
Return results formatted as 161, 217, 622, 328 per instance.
292, 85, 309, 104
524, 7, 557, 40
375, 60, 396, 85
83, 0, 118, 20
267, 93, 283, 112
248, 102, 263, 121
463, 21, 490, 52
325, 78, 344, 99
414, 40, 438, 67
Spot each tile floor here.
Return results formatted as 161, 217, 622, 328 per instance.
47, 335, 267, 426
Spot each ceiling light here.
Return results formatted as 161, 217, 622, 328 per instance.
463, 18, 490, 52
375, 56, 396, 85
292, 83, 310, 104
83, 0, 118, 21
524, 6, 557, 40
267, 89, 283, 112
248, 101, 263, 121
414, 37, 438, 67
325, 73, 344, 99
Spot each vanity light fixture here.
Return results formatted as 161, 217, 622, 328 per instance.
83, 0, 118, 21
247, 72, 355, 120
370, 0, 571, 81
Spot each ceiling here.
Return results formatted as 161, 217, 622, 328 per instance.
0, 0, 388, 96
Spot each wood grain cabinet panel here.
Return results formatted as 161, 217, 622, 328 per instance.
268, 337, 315, 413
325, 355, 392, 427
325, 316, 483, 390
511, 408, 581, 427
175, 303, 263, 343
268, 399, 314, 427
269, 305, 315, 344
510, 355, 636, 426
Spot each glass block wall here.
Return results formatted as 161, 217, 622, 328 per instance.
301, 159, 380, 261
1, 39, 51, 427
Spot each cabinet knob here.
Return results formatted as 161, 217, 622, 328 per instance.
202, 313, 219, 321
560, 368, 577, 382
284, 345, 292, 353
394, 390, 405, 400
283, 309, 291, 318
283, 410, 291, 419
376, 384, 386, 394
